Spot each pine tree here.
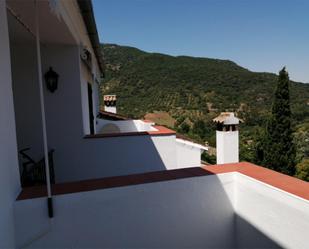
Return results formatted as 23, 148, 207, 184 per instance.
262, 67, 296, 175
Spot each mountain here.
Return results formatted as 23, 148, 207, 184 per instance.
100, 43, 309, 153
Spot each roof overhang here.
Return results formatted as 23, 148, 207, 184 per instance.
77, 0, 105, 76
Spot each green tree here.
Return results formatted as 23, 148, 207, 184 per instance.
178, 122, 190, 134
295, 159, 309, 181
293, 128, 309, 163
240, 141, 255, 162
253, 128, 266, 165
192, 120, 207, 139
262, 67, 296, 175
201, 152, 216, 165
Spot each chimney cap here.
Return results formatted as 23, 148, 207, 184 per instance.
104, 95, 117, 101
213, 112, 243, 125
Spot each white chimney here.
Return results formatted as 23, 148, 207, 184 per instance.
104, 95, 117, 114
213, 112, 242, 164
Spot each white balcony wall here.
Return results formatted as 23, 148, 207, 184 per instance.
97, 119, 156, 133
55, 134, 177, 182
235, 173, 309, 249
14, 174, 236, 248
0, 2, 20, 247
14, 172, 309, 248
176, 140, 203, 169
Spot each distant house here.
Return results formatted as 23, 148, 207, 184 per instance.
96, 107, 208, 171
0, 1, 308, 248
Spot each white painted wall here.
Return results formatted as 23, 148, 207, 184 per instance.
80, 61, 93, 135
133, 120, 155, 132
104, 105, 116, 114
150, 135, 177, 170
14, 172, 309, 248
7, 39, 182, 183
14, 174, 235, 248
38, 44, 177, 182
92, 82, 100, 129
10, 36, 44, 163
216, 130, 239, 164
4, 0, 203, 185
97, 119, 156, 133
176, 141, 202, 169
0, 2, 20, 247
54, 134, 178, 182
235, 173, 309, 249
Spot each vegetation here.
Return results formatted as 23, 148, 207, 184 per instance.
256, 68, 296, 175
295, 159, 309, 181
100, 44, 309, 179
293, 122, 309, 180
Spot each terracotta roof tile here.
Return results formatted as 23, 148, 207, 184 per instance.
17, 162, 309, 201
84, 125, 176, 139
202, 162, 309, 200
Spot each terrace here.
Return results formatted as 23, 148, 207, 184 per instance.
15, 162, 309, 248
1, 1, 308, 248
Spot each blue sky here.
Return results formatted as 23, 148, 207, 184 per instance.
93, 0, 309, 83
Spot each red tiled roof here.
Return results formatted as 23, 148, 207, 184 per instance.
17, 162, 309, 201
84, 125, 176, 139
148, 126, 176, 136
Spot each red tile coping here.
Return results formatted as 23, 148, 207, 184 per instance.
17, 167, 210, 200
203, 162, 309, 200
17, 162, 309, 201
84, 125, 176, 139
147, 126, 176, 136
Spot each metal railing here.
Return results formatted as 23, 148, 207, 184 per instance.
19, 148, 55, 187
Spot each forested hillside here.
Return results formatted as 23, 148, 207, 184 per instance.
100, 43, 309, 168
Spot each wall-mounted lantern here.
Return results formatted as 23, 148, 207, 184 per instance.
44, 67, 59, 93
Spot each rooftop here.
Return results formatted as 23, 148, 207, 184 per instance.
85, 124, 175, 138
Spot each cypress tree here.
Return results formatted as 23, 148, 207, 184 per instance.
263, 67, 296, 175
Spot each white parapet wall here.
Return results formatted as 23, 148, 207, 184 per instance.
235, 173, 309, 249
14, 174, 235, 248
176, 138, 207, 169
96, 119, 157, 134
14, 172, 309, 248
52, 134, 178, 182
